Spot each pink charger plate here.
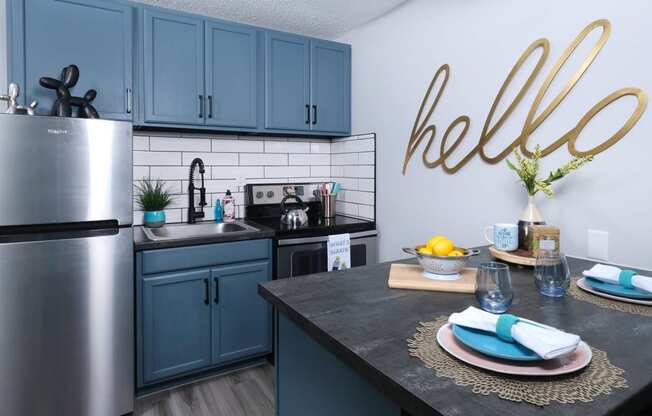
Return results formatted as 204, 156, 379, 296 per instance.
436, 323, 592, 376
577, 277, 652, 306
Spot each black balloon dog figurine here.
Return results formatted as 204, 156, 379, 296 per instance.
39, 65, 100, 118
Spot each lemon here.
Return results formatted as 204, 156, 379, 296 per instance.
433, 239, 454, 256
418, 246, 433, 255
427, 235, 447, 250
448, 249, 464, 257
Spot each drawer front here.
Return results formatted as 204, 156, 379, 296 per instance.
141, 239, 271, 275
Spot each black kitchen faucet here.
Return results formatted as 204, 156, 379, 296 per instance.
187, 158, 207, 224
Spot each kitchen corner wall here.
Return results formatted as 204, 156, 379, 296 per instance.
338, 0, 652, 269
132, 132, 375, 225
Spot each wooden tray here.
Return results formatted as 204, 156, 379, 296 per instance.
489, 246, 536, 266
388, 263, 477, 293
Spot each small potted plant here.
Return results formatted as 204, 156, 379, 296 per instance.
507, 145, 593, 250
135, 179, 173, 228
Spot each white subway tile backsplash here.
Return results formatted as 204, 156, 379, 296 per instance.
289, 153, 330, 166
310, 166, 331, 177
265, 166, 310, 178
212, 166, 264, 179
310, 142, 331, 154
133, 166, 149, 180
150, 136, 211, 152
150, 166, 190, 180
358, 152, 375, 165
265, 140, 310, 153
358, 178, 375, 192
240, 153, 288, 166
133, 135, 149, 151
358, 204, 375, 220
332, 177, 357, 190
133, 151, 181, 166
182, 152, 238, 166
341, 190, 374, 205
331, 153, 358, 165
134, 133, 375, 223
212, 138, 264, 153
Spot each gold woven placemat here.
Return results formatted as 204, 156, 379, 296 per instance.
568, 277, 652, 317
407, 316, 628, 407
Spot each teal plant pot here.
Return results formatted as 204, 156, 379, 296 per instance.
144, 210, 166, 228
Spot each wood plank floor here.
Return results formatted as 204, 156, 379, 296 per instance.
135, 365, 275, 416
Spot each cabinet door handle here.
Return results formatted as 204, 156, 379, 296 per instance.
198, 95, 204, 118
312, 105, 317, 125
208, 95, 213, 119
126, 88, 132, 114
305, 104, 310, 124
203, 278, 210, 305
214, 277, 219, 304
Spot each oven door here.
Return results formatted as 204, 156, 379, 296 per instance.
276, 231, 378, 278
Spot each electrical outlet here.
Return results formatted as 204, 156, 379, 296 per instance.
587, 229, 609, 261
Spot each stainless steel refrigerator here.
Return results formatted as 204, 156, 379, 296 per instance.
0, 114, 134, 415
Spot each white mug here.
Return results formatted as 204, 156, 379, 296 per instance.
484, 223, 519, 251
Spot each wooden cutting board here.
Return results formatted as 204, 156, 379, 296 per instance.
388, 263, 477, 293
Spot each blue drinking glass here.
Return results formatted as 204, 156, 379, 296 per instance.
475, 262, 514, 313
534, 251, 570, 297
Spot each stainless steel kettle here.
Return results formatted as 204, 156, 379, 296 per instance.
280, 195, 309, 227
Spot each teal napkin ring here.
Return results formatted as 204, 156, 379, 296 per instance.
496, 314, 519, 343
619, 269, 637, 289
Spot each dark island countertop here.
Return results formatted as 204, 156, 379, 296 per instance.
259, 248, 652, 416
133, 219, 275, 251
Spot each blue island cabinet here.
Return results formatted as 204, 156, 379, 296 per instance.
8, 0, 134, 120
137, 239, 273, 388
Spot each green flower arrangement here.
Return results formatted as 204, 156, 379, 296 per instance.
506, 146, 594, 197
134, 179, 173, 211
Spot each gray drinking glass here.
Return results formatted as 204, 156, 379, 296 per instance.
475, 262, 514, 313
534, 250, 570, 297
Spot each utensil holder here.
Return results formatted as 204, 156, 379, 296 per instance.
321, 195, 337, 218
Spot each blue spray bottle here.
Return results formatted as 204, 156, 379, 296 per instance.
214, 198, 223, 223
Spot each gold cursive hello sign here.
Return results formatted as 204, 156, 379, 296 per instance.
403, 19, 647, 175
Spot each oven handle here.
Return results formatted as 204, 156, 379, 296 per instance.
277, 230, 377, 246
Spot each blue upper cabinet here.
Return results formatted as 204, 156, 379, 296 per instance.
264, 32, 311, 131
205, 21, 258, 128
8, 0, 134, 120
310, 40, 351, 134
143, 9, 204, 125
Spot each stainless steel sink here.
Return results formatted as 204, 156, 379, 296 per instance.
142, 221, 260, 242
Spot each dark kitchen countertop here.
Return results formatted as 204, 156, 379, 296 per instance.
259, 247, 652, 416
133, 219, 275, 251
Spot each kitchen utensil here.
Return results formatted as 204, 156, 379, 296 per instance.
437, 324, 592, 376
321, 194, 337, 218
484, 223, 518, 251
402, 247, 480, 276
476, 262, 513, 313
280, 195, 309, 227
388, 264, 477, 293
576, 278, 652, 305
452, 324, 540, 361
584, 277, 652, 299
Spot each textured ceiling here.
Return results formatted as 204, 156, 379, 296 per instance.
132, 0, 409, 38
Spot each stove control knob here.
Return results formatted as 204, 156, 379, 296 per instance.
267, 191, 274, 198
255, 191, 264, 199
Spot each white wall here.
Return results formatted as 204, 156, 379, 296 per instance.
338, 0, 652, 269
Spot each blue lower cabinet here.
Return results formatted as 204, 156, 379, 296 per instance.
142, 269, 212, 383
212, 261, 272, 364
137, 239, 273, 387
